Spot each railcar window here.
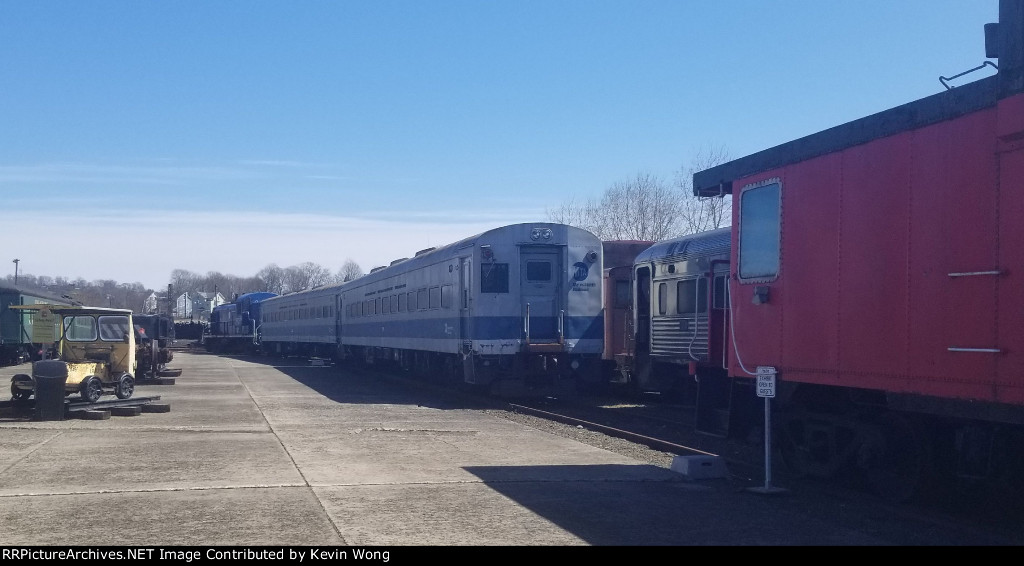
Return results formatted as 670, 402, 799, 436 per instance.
382, 296, 390, 314
739, 180, 781, 279
64, 316, 98, 341
408, 292, 416, 311
429, 286, 441, 309
375, 297, 381, 315
658, 283, 668, 315
614, 280, 630, 308
441, 285, 452, 308
676, 279, 707, 314
526, 261, 551, 281
481, 263, 509, 293
391, 295, 398, 312
99, 316, 131, 341
398, 293, 406, 312
418, 289, 428, 310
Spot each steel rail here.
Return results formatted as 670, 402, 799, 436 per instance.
508, 402, 718, 457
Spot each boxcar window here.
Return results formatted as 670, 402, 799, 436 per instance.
614, 280, 630, 308
441, 284, 452, 308
658, 283, 668, 315
481, 263, 509, 293
428, 286, 440, 309
417, 288, 428, 310
64, 316, 98, 342
526, 261, 551, 281
739, 180, 781, 279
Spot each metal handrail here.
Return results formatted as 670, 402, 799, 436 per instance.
524, 303, 530, 342
940, 60, 998, 90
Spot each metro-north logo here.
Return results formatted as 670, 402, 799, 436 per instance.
572, 262, 590, 281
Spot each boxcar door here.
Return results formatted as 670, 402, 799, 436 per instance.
520, 247, 561, 344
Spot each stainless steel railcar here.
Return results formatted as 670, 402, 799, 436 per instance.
629, 228, 731, 397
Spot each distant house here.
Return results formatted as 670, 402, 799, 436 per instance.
174, 292, 226, 322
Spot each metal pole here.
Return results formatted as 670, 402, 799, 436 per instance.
764, 396, 772, 489
13, 259, 19, 286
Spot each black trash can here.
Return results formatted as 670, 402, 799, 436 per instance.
33, 360, 69, 421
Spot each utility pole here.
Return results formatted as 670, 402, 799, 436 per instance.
12, 259, 19, 286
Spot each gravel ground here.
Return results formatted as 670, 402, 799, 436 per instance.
486, 408, 680, 468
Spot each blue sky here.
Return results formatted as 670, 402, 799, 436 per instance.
1, 0, 999, 290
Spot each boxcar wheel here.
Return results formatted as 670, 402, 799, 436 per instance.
79, 376, 103, 403
115, 374, 135, 400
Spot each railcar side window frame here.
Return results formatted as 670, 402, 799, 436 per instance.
658, 283, 668, 315
676, 279, 707, 314
441, 284, 452, 308
738, 178, 781, 281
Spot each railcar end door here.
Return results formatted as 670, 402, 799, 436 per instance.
520, 247, 561, 343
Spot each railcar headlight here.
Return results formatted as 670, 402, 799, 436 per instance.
530, 228, 553, 241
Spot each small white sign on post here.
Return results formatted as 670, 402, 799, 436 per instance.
748, 365, 787, 495
756, 366, 776, 398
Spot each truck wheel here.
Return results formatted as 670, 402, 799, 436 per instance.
80, 376, 103, 403
10, 374, 32, 401
10, 382, 30, 401
115, 374, 135, 400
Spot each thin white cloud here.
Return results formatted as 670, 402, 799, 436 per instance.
0, 207, 548, 290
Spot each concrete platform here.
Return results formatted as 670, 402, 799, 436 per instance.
0, 352, 1019, 546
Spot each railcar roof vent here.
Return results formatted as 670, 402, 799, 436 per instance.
390, 258, 409, 266
415, 247, 435, 256
370, 266, 387, 273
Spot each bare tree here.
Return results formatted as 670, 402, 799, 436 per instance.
337, 259, 363, 282
549, 172, 682, 241
256, 264, 286, 295
169, 269, 201, 295
601, 172, 683, 241
674, 144, 733, 233
282, 262, 332, 293
545, 196, 607, 238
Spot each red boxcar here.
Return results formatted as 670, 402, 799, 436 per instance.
691, 1, 1024, 501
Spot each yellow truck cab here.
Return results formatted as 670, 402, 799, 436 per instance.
9, 305, 136, 403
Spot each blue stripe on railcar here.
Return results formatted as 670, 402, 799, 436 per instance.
341, 315, 602, 341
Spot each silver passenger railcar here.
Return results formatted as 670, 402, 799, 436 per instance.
259, 284, 341, 359
338, 223, 605, 395
629, 227, 731, 397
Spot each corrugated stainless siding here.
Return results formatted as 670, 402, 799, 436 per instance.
650, 314, 709, 361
